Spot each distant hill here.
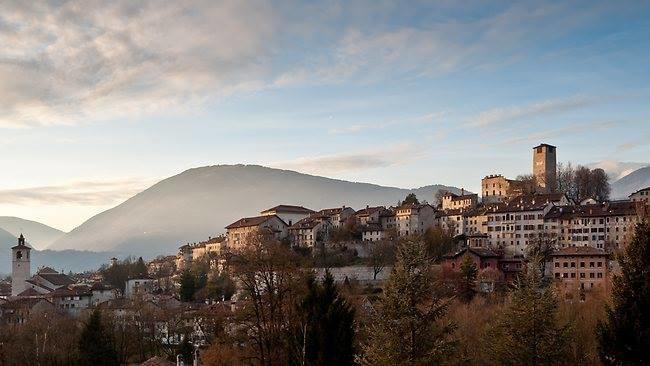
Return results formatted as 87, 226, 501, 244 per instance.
611, 166, 650, 199
50, 165, 463, 256
0, 217, 65, 250
0, 228, 17, 275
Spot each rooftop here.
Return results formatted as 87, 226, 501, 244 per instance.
551, 246, 608, 257
260, 204, 315, 214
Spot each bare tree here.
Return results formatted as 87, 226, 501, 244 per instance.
557, 162, 576, 198
366, 240, 396, 280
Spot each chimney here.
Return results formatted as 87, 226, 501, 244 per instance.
461, 188, 465, 195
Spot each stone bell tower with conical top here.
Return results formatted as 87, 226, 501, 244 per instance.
11, 234, 31, 296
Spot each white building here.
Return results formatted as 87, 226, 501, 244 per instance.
260, 205, 315, 227
225, 215, 289, 249
395, 203, 435, 237
486, 193, 569, 256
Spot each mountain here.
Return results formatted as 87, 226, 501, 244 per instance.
50, 165, 463, 256
0, 217, 66, 250
0, 228, 17, 275
587, 161, 648, 181
611, 166, 650, 199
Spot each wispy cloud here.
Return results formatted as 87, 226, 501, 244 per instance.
0, 179, 153, 205
272, 143, 426, 175
616, 133, 650, 153
500, 120, 618, 145
328, 112, 445, 135
466, 96, 597, 128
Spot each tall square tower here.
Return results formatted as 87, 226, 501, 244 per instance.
532, 143, 557, 193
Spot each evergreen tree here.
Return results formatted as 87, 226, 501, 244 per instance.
361, 239, 455, 365
297, 270, 355, 366
78, 310, 119, 366
458, 253, 477, 303
178, 334, 194, 364
598, 221, 650, 365
489, 259, 571, 366
402, 193, 420, 205
133, 257, 148, 278
179, 269, 196, 302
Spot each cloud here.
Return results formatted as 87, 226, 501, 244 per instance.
616, 134, 650, 153
500, 120, 617, 145
0, 0, 277, 128
272, 143, 425, 175
466, 96, 597, 128
328, 112, 446, 135
0, 178, 153, 205
0, 1, 621, 128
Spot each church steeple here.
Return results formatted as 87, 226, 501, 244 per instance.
11, 234, 31, 296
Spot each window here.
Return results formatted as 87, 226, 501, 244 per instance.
580, 262, 585, 268
570, 273, 576, 278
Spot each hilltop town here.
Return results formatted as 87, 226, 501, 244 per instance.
1, 143, 649, 365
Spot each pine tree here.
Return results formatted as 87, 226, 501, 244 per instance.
458, 253, 477, 303
179, 269, 196, 302
361, 239, 455, 365
597, 221, 650, 365
297, 270, 355, 366
488, 259, 571, 366
133, 257, 148, 278
78, 310, 119, 366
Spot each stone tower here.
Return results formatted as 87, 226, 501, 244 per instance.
11, 234, 31, 296
532, 143, 557, 193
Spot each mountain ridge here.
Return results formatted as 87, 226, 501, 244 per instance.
50, 164, 463, 256
0, 216, 66, 250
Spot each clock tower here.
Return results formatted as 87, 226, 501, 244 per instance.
11, 234, 31, 296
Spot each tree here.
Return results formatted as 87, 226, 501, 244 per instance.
367, 240, 396, 280
513, 174, 539, 195
488, 259, 571, 366
458, 254, 477, 303
230, 234, 306, 365
206, 270, 236, 301
423, 226, 456, 263
133, 257, 148, 278
597, 221, 650, 365
402, 193, 420, 205
591, 168, 611, 202
557, 162, 576, 197
361, 239, 455, 365
297, 271, 356, 366
178, 335, 195, 365
78, 310, 119, 366
179, 270, 196, 302
434, 189, 451, 207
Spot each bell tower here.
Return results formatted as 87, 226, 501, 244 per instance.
11, 234, 31, 296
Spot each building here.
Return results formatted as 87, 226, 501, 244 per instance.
22, 267, 76, 295
442, 247, 501, 272
11, 234, 31, 296
315, 206, 356, 228
544, 200, 642, 251
532, 143, 557, 193
355, 206, 388, 226
629, 187, 650, 205
481, 175, 522, 203
550, 246, 609, 290
441, 190, 478, 211
395, 203, 435, 237
225, 215, 288, 249
260, 205, 315, 226
288, 216, 332, 248
125, 278, 156, 298
486, 193, 569, 256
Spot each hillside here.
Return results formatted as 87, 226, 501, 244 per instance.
611, 166, 650, 199
50, 165, 462, 256
0, 217, 65, 250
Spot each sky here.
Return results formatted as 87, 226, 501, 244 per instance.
1, 0, 649, 232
